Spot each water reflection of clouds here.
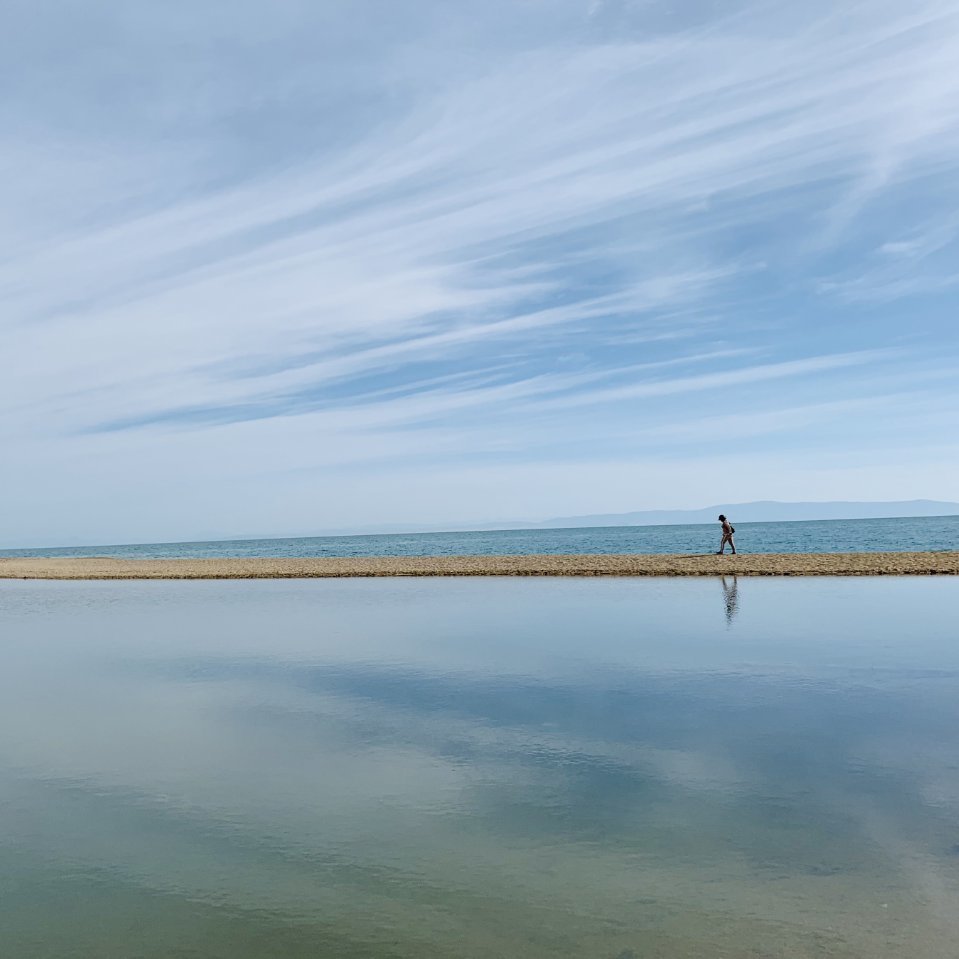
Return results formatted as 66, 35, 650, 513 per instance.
8, 652, 959, 842
5, 579, 959, 954
78, 655, 959, 856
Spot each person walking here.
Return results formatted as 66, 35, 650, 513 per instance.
717, 514, 736, 554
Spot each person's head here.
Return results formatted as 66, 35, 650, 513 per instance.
718, 514, 726, 522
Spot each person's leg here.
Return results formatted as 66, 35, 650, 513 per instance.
729, 535, 736, 554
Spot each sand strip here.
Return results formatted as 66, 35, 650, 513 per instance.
1, 552, 958, 579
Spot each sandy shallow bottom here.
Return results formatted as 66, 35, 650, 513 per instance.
2, 551, 958, 579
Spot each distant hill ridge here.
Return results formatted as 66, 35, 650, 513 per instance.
159, 500, 959, 540
522, 500, 959, 529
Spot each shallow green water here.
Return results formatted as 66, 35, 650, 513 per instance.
1, 577, 958, 958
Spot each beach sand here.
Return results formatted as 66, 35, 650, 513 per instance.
1, 551, 958, 579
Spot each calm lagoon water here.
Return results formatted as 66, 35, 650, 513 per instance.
2, 577, 958, 958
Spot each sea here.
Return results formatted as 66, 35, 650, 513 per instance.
2, 513, 958, 559
2, 575, 958, 958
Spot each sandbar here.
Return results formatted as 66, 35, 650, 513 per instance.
1, 551, 958, 579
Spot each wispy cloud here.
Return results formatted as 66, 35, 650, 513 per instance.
820, 215, 959, 302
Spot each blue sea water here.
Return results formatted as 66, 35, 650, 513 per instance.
2, 513, 957, 559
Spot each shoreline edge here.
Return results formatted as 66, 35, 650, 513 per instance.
2, 551, 958, 579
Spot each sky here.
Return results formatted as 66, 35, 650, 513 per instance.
3, 0, 959, 547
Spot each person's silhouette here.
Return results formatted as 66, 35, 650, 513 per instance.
717, 514, 736, 554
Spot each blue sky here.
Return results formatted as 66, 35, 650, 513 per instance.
3, 0, 959, 546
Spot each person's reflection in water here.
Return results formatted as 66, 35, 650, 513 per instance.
720, 575, 740, 626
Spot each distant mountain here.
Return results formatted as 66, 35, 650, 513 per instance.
233, 499, 959, 540
521, 500, 959, 529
